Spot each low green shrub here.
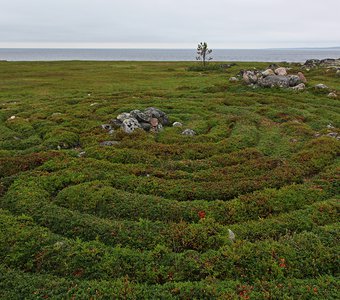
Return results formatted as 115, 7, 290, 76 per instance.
43, 128, 80, 149
1, 264, 338, 299
1, 209, 338, 284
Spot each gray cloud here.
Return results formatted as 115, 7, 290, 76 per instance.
0, 0, 339, 48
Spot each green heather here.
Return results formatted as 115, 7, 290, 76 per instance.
0, 61, 339, 299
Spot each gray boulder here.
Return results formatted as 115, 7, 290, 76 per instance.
288, 75, 302, 87
130, 110, 150, 123
304, 59, 321, 68
110, 118, 123, 128
144, 107, 169, 125
139, 122, 152, 131
258, 75, 290, 88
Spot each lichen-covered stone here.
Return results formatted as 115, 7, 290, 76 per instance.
288, 75, 302, 87
130, 110, 150, 123
144, 107, 169, 125
122, 117, 141, 133
258, 75, 290, 88
116, 113, 131, 122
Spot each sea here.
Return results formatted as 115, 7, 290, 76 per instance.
0, 48, 340, 62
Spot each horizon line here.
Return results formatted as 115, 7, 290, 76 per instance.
1, 46, 340, 50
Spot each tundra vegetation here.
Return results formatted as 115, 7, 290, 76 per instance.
0, 60, 339, 299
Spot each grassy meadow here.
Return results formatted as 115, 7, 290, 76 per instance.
0, 60, 339, 299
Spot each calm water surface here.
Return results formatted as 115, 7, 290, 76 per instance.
0, 48, 340, 62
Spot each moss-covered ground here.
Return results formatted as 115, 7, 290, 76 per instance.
0, 61, 339, 299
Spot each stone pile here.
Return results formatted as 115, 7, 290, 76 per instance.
108, 107, 169, 134
303, 58, 340, 69
102, 107, 196, 136
240, 67, 307, 90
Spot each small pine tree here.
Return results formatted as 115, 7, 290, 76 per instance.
196, 42, 213, 67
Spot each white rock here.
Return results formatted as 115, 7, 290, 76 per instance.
173, 122, 183, 127
291, 83, 305, 91
100, 141, 120, 146
328, 92, 337, 98
78, 151, 86, 157
116, 113, 131, 122
262, 69, 275, 77
229, 77, 239, 82
315, 83, 329, 89
228, 229, 235, 242
9, 115, 16, 120
327, 132, 338, 138
181, 129, 196, 136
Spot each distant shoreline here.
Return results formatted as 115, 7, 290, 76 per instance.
1, 48, 340, 62
1, 46, 339, 50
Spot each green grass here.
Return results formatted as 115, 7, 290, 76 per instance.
0, 61, 339, 299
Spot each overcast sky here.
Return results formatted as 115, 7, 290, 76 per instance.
1, 0, 339, 48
